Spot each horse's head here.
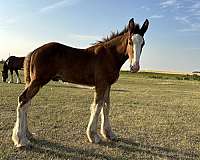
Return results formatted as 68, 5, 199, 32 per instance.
1, 70, 8, 82
126, 18, 149, 73
1, 62, 8, 82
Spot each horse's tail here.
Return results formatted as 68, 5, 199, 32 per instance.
24, 52, 33, 85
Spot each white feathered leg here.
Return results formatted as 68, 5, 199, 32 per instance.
12, 101, 31, 147
100, 86, 116, 140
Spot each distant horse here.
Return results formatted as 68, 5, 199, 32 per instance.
12, 18, 149, 147
1, 56, 25, 83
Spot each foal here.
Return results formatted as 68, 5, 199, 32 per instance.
1, 56, 24, 83
12, 18, 149, 147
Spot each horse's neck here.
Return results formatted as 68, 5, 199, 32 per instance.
3, 63, 9, 72
105, 36, 129, 70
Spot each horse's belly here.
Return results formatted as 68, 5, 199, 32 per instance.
54, 71, 95, 86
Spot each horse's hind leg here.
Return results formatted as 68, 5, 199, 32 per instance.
15, 70, 21, 84
100, 86, 116, 141
8, 69, 13, 83
12, 80, 41, 147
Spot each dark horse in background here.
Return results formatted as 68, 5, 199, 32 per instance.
1, 56, 25, 83
12, 18, 149, 148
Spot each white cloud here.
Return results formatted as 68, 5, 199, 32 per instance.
176, 13, 200, 32
69, 34, 100, 41
175, 16, 190, 24
178, 23, 200, 32
160, 0, 177, 8
141, 6, 151, 11
39, 0, 80, 13
149, 15, 164, 19
0, 16, 18, 29
166, 1, 200, 33
188, 1, 200, 16
190, 1, 200, 9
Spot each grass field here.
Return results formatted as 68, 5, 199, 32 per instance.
0, 65, 200, 160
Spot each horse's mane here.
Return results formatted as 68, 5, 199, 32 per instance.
94, 23, 140, 45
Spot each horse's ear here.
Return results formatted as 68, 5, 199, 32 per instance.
140, 19, 149, 36
128, 18, 135, 34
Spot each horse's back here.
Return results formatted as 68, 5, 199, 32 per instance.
6, 56, 24, 70
31, 42, 95, 70
28, 42, 121, 86
29, 42, 96, 85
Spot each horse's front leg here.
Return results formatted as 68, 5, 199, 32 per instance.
8, 69, 13, 83
100, 86, 117, 141
86, 86, 106, 143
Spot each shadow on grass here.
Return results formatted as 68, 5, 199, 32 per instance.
100, 137, 199, 160
15, 138, 200, 160
47, 83, 130, 93
15, 136, 199, 159
0, 81, 130, 93
21, 138, 119, 160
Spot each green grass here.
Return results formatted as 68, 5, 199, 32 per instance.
0, 65, 200, 159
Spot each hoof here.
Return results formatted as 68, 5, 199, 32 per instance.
101, 130, 117, 141
26, 131, 35, 139
90, 134, 101, 143
14, 138, 30, 148
93, 134, 101, 143
12, 131, 31, 148
87, 131, 101, 144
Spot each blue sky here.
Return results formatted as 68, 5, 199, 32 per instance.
0, 0, 200, 72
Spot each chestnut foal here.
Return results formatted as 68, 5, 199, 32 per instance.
12, 18, 149, 147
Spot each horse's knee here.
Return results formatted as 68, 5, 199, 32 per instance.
18, 80, 40, 107
18, 90, 29, 108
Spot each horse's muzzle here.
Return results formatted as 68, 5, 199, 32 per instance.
130, 63, 140, 73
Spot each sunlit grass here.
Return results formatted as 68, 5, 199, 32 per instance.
0, 64, 199, 159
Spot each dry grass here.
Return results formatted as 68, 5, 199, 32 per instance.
0, 69, 200, 159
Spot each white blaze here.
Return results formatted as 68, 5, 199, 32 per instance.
131, 34, 144, 66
